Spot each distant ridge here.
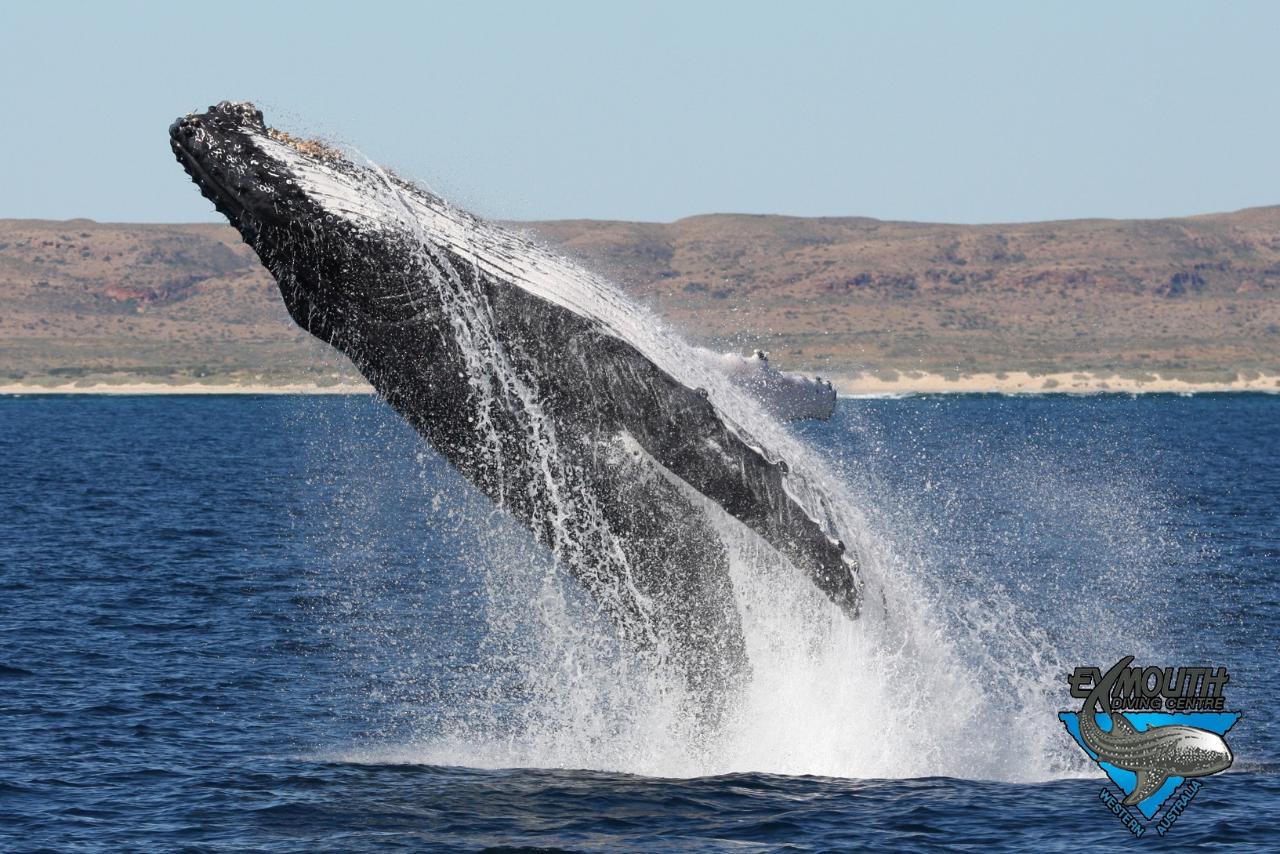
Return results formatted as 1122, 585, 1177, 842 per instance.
1, 207, 1277, 391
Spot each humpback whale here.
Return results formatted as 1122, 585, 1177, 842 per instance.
169, 101, 862, 706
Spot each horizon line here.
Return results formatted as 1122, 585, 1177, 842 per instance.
4, 202, 1278, 231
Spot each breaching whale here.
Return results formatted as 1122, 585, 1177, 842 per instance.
169, 101, 862, 706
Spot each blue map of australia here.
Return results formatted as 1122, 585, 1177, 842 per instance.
1059, 711, 1240, 819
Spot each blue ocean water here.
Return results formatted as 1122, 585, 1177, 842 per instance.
1, 393, 1276, 852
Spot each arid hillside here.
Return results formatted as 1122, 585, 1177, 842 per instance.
0, 219, 344, 386
531, 209, 1280, 382
1, 208, 1277, 389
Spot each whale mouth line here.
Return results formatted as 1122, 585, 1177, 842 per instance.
169, 135, 248, 223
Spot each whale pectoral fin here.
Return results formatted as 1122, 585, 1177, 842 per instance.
1122, 770, 1169, 806
691, 348, 837, 422
591, 338, 862, 615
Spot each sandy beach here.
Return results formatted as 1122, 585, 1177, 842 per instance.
4, 371, 1279, 397
830, 370, 1280, 396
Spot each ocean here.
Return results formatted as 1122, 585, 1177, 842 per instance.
1, 393, 1276, 852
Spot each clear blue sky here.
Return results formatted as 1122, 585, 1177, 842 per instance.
1, 1, 1276, 224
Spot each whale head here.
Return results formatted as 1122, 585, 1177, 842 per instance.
169, 101, 437, 346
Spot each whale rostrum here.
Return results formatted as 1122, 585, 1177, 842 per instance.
169, 101, 864, 705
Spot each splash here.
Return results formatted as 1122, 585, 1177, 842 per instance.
299, 152, 1173, 785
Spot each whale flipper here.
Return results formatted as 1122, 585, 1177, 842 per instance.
599, 347, 859, 615
693, 348, 837, 422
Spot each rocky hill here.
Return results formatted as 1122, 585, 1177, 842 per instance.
1, 208, 1277, 390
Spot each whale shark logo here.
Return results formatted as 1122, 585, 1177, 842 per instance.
1059, 656, 1238, 836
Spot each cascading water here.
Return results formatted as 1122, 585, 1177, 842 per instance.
296, 149, 1173, 785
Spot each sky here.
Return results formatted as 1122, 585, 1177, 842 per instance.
1, 1, 1277, 224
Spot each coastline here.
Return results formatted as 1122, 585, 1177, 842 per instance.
3, 370, 1279, 397
0, 380, 375, 395
829, 370, 1280, 396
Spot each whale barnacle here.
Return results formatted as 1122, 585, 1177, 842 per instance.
266, 127, 344, 163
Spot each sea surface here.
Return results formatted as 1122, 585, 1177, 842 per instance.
1, 393, 1276, 852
